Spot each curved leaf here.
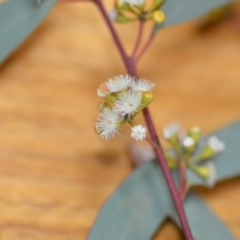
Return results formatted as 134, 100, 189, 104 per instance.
88, 162, 172, 240
0, 0, 58, 64
90, 121, 240, 239
170, 193, 236, 240
186, 120, 240, 187
153, 0, 235, 34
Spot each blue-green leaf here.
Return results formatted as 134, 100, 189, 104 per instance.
0, 0, 58, 64
170, 193, 236, 240
186, 120, 240, 187
88, 162, 172, 240
153, 0, 235, 34
89, 121, 240, 239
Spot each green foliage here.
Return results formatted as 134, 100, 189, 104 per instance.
89, 121, 240, 239
153, 0, 236, 34
0, 0, 58, 64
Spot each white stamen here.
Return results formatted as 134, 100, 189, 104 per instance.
108, 9, 118, 22
115, 90, 142, 117
130, 78, 155, 92
131, 125, 147, 141
105, 75, 134, 93
163, 122, 180, 139
182, 137, 194, 147
97, 89, 107, 98
206, 162, 217, 188
128, 143, 155, 166
208, 136, 225, 152
191, 126, 200, 132
122, 0, 145, 6
96, 108, 121, 140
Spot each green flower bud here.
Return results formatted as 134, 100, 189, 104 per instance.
189, 163, 211, 179
164, 153, 178, 169
188, 126, 201, 144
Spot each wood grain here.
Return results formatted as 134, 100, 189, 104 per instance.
0, 2, 240, 239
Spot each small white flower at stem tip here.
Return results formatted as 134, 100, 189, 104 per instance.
105, 75, 134, 93
36, 0, 42, 5
108, 9, 118, 22
182, 137, 194, 148
208, 136, 225, 152
96, 108, 121, 140
115, 90, 142, 117
131, 125, 147, 141
130, 78, 155, 92
206, 162, 217, 188
97, 89, 107, 98
128, 143, 155, 166
122, 0, 145, 6
163, 122, 180, 139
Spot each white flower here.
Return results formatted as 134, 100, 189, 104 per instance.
97, 89, 107, 98
105, 75, 134, 93
206, 162, 217, 188
131, 125, 147, 141
108, 9, 118, 22
122, 0, 145, 6
130, 78, 155, 92
208, 136, 225, 152
96, 108, 121, 140
191, 126, 200, 132
163, 122, 180, 139
182, 137, 194, 147
115, 90, 142, 117
128, 143, 155, 166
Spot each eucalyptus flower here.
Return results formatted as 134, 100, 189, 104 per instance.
95, 108, 122, 140
130, 78, 155, 92
131, 125, 147, 141
115, 90, 142, 118
122, 0, 145, 6
208, 136, 225, 152
163, 122, 180, 139
105, 74, 134, 93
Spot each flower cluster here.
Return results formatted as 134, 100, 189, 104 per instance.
109, 0, 165, 24
163, 123, 225, 187
95, 75, 155, 140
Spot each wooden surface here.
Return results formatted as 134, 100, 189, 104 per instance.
0, 2, 240, 239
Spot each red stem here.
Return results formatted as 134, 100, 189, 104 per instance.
136, 32, 155, 61
131, 20, 145, 58
179, 161, 186, 195
94, 0, 193, 239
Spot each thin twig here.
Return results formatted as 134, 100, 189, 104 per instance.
181, 183, 190, 200
131, 20, 145, 58
135, 32, 155, 61
94, 1, 193, 239
179, 160, 186, 195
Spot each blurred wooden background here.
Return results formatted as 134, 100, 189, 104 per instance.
0, 2, 240, 239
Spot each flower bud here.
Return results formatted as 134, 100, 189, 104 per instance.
189, 163, 211, 179
149, 0, 165, 12
164, 153, 178, 169
182, 137, 195, 154
152, 11, 165, 23
98, 102, 112, 112
188, 126, 201, 144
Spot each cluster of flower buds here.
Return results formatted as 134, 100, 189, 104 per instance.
95, 75, 155, 141
109, 0, 165, 24
163, 122, 225, 187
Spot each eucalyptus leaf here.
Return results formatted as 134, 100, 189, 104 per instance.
90, 121, 240, 239
186, 120, 240, 187
170, 193, 236, 240
88, 162, 173, 240
153, 0, 235, 34
0, 0, 58, 64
